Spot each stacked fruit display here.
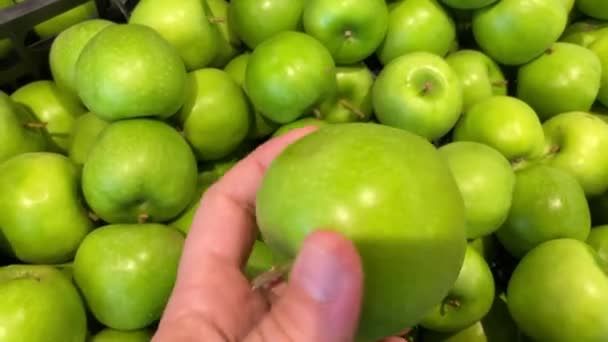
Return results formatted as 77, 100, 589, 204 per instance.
1, 0, 608, 341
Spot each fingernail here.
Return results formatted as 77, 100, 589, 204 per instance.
291, 239, 348, 302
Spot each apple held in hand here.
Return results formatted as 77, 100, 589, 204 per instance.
0, 91, 47, 164
472, 0, 569, 65
256, 123, 467, 341
421, 246, 495, 333
372, 52, 463, 141
377, 0, 456, 65
0, 153, 93, 263
507, 239, 608, 341
178, 68, 250, 161
50, 19, 114, 98
541, 111, 608, 197
245, 31, 336, 124
89, 328, 153, 342
445, 49, 507, 113
318, 63, 375, 123
0, 265, 87, 342
439, 142, 515, 239
74, 223, 184, 330
303, 0, 388, 64
76, 24, 187, 121
496, 164, 591, 259
517, 43, 601, 120
229, 0, 305, 49
11, 80, 86, 152
453, 95, 545, 163
82, 119, 198, 224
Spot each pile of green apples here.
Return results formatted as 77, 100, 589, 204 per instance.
2, 0, 608, 341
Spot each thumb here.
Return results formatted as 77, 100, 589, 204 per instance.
246, 230, 364, 342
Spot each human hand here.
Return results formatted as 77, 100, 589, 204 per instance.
153, 127, 407, 342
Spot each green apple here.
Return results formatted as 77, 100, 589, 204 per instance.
0, 0, 14, 59
439, 142, 515, 239
11, 80, 86, 152
0, 91, 47, 164
207, 0, 242, 68
472, 0, 569, 65
560, 20, 608, 47
76, 24, 187, 121
0, 153, 93, 263
453, 96, 545, 163
517, 43, 601, 120
129, 0, 219, 70
244, 240, 289, 279
26, 0, 97, 39
589, 33, 608, 107
302, 0, 388, 64
440, 0, 497, 9
245, 31, 336, 124
256, 123, 467, 341
541, 111, 608, 197
507, 238, 608, 341
89, 328, 153, 342
67, 112, 109, 166
587, 225, 608, 264
317, 63, 375, 123
271, 117, 330, 138
421, 246, 495, 333
496, 164, 590, 258
229, 0, 305, 49
577, 0, 608, 20
0, 265, 87, 342
421, 322, 487, 342
224, 52, 280, 139
372, 52, 463, 141
445, 49, 507, 112
377, 0, 456, 65
82, 119, 198, 224
178, 68, 250, 161
74, 224, 184, 330
49, 19, 114, 98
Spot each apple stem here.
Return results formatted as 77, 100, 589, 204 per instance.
251, 262, 293, 291
548, 144, 561, 155
23, 121, 48, 129
87, 212, 100, 222
492, 80, 508, 87
208, 16, 226, 24
440, 297, 461, 316
344, 29, 353, 39
338, 99, 365, 119
138, 213, 149, 224
546, 47, 554, 54
313, 108, 323, 119
421, 81, 433, 95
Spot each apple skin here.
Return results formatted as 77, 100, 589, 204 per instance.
82, 119, 198, 224
445, 49, 507, 113
507, 238, 608, 341
587, 225, 608, 264
303, 0, 388, 64
541, 111, 608, 197
440, 0, 497, 9
377, 0, 456, 65
589, 33, 608, 107
76, 24, 187, 121
245, 31, 336, 124
517, 43, 601, 120
207, 0, 242, 68
129, 0, 219, 70
11, 80, 86, 152
224, 52, 280, 139
73, 223, 184, 331
28, 0, 97, 39
271, 117, 330, 138
244, 240, 289, 279
438, 142, 515, 239
0, 152, 93, 264
560, 20, 608, 47
67, 112, 109, 166
453, 95, 545, 162
256, 123, 467, 341
178, 68, 250, 161
0, 0, 13, 59
421, 246, 495, 333
318, 63, 375, 123
0, 92, 48, 164
229, 0, 305, 49
496, 164, 591, 259
50, 19, 115, 98
0, 265, 87, 342
89, 328, 153, 342
472, 0, 569, 65
577, 0, 608, 20
372, 52, 463, 142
